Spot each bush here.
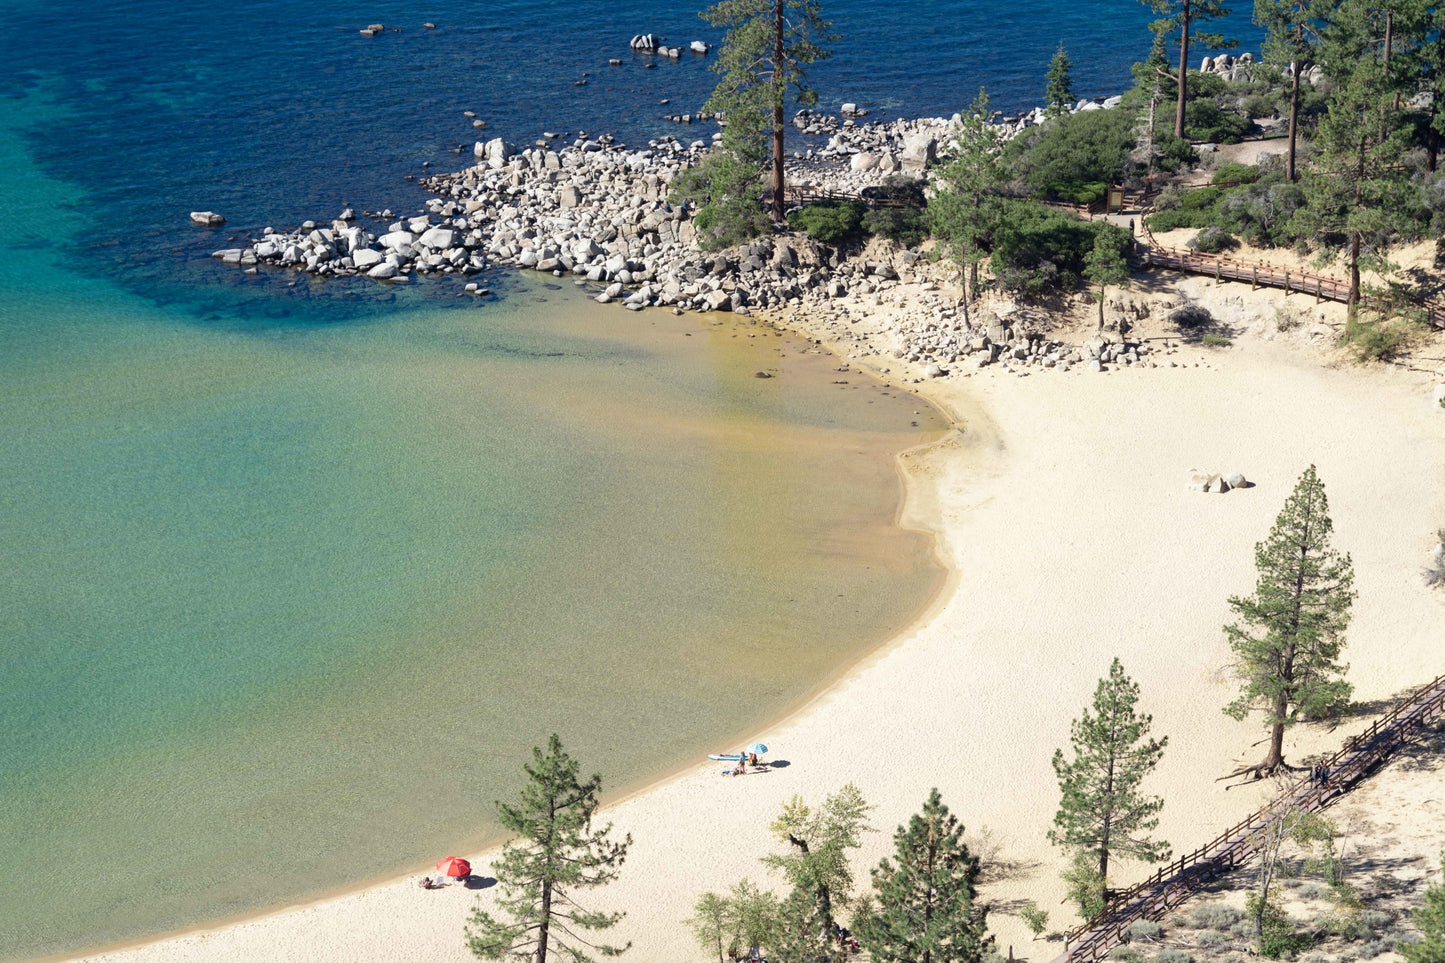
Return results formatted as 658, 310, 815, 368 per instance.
1171, 304, 1214, 331
1192, 226, 1239, 253
987, 199, 1103, 295
1186, 98, 1252, 143
1213, 163, 1261, 187
1131, 921, 1164, 940
1020, 901, 1050, 937
1202, 332, 1233, 347
1157, 950, 1194, 963
786, 199, 866, 243
1346, 316, 1412, 361
1148, 186, 1224, 232
1242, 92, 1279, 119
1198, 931, 1231, 947
1249, 892, 1310, 959
1113, 948, 1146, 963
1216, 176, 1307, 247
863, 206, 927, 246
1189, 904, 1244, 930
1007, 107, 1140, 198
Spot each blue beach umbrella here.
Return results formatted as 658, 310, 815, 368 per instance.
746, 743, 768, 755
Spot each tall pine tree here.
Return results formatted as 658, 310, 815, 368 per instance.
1223, 465, 1355, 777
1138, 0, 1237, 138
1047, 43, 1076, 116
1253, 0, 1327, 181
1084, 225, 1132, 332
1297, 0, 1416, 319
1049, 659, 1171, 894
928, 88, 1002, 327
465, 735, 631, 963
854, 789, 989, 963
700, 0, 836, 222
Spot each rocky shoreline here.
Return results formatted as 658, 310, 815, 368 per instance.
207, 73, 1277, 380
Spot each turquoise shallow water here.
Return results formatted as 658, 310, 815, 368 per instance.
0, 0, 1270, 956
0, 89, 947, 961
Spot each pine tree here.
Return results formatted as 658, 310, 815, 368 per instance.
1047, 43, 1076, 116
1083, 225, 1132, 332
1223, 465, 1355, 778
1253, 0, 1327, 181
700, 0, 836, 223
762, 784, 872, 936
1049, 659, 1171, 890
1297, 0, 1416, 319
1401, 853, 1445, 963
1137, 0, 1238, 138
1130, 25, 1175, 172
853, 789, 989, 963
928, 88, 1002, 327
465, 735, 631, 963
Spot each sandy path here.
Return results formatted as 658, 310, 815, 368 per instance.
77, 339, 1445, 963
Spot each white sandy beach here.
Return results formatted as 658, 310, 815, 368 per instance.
77, 319, 1445, 963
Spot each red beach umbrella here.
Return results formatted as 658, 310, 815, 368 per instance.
436, 856, 471, 879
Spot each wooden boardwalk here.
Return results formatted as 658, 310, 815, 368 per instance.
1051, 671, 1445, 963
1133, 218, 1445, 329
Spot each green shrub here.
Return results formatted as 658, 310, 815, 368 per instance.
1186, 98, 1252, 143
693, 199, 773, 251
1213, 163, 1261, 187
1157, 950, 1194, 963
1020, 901, 1050, 937
1216, 176, 1307, 247
863, 206, 927, 245
987, 199, 1103, 294
1192, 226, 1239, 253
1242, 92, 1279, 119
1112, 948, 1146, 963
1346, 316, 1412, 361
1249, 892, 1311, 959
1148, 186, 1224, 232
1202, 332, 1233, 347
1190, 902, 1248, 931
1131, 921, 1164, 939
786, 199, 866, 243
1007, 107, 1140, 199
1198, 931, 1231, 947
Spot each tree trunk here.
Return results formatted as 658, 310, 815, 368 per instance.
1347, 229, 1361, 318
536, 877, 553, 963
1098, 283, 1106, 331
771, 0, 786, 223
1175, 0, 1192, 140
1287, 60, 1301, 182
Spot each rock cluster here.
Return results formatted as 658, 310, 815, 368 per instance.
359, 23, 384, 37
630, 34, 659, 51
1186, 470, 1249, 493
190, 211, 225, 227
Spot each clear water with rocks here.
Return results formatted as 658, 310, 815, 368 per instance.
0, 1, 1264, 957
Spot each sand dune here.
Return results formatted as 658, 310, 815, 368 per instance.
79, 337, 1445, 963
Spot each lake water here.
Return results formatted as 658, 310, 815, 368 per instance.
0, 0, 1265, 957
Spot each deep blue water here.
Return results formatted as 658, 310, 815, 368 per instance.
1, 0, 1264, 321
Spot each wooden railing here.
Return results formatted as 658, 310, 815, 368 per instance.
1136, 216, 1445, 329
1050, 671, 1445, 963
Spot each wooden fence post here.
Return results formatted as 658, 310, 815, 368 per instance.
1283, 270, 1290, 296
1252, 266, 1258, 290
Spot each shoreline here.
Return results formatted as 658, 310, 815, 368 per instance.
74, 323, 1445, 963
60, 326, 969, 963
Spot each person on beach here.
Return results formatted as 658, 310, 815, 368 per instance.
748, 752, 759, 768
732, 759, 746, 776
